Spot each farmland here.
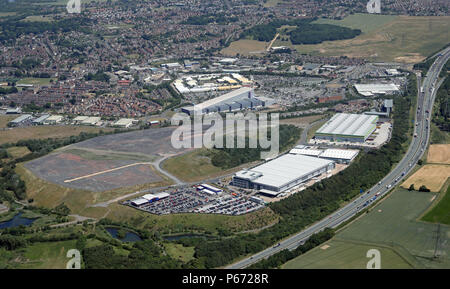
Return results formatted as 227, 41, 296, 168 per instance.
422, 184, 450, 225
401, 164, 450, 192
283, 188, 450, 269
283, 239, 413, 269
285, 15, 450, 63
427, 144, 450, 164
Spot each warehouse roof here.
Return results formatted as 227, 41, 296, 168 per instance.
289, 148, 323, 157
320, 149, 359, 160
235, 154, 334, 189
191, 87, 252, 110
10, 114, 32, 123
32, 114, 50, 123
316, 113, 378, 137
354, 83, 399, 95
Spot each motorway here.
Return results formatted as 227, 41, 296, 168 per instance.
226, 47, 450, 269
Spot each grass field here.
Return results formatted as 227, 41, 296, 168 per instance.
6, 146, 31, 159
430, 123, 450, 144
279, 115, 325, 127
0, 125, 113, 145
401, 164, 450, 192
427, 144, 450, 164
0, 115, 16, 128
283, 239, 413, 269
313, 13, 398, 33
162, 149, 224, 182
16, 77, 55, 86
221, 39, 268, 56
161, 148, 260, 182
16, 240, 77, 269
283, 188, 450, 269
286, 15, 450, 63
163, 243, 195, 263
422, 184, 450, 225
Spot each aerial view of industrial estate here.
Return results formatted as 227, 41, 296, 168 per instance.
0, 0, 449, 278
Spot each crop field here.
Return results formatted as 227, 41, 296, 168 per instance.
401, 164, 450, 192
422, 185, 450, 225
0, 125, 113, 145
283, 239, 413, 269
427, 144, 450, 164
288, 15, 450, 63
284, 188, 450, 269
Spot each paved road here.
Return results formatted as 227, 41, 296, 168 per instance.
226, 47, 450, 269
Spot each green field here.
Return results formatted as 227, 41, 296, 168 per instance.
283, 239, 413, 269
430, 122, 450, 144
422, 185, 450, 225
16, 240, 77, 269
162, 149, 243, 182
16, 77, 55, 86
285, 15, 450, 63
284, 188, 450, 269
312, 13, 398, 33
163, 243, 195, 263
6, 146, 31, 159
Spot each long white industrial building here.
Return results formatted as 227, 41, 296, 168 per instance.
181, 87, 265, 115
232, 154, 335, 193
315, 113, 378, 143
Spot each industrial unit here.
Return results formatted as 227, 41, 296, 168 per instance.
290, 145, 359, 164
8, 114, 33, 127
354, 83, 399, 96
232, 154, 335, 194
181, 87, 265, 115
315, 113, 379, 143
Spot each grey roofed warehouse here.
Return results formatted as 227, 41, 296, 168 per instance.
181, 87, 265, 115
315, 113, 378, 143
233, 154, 335, 193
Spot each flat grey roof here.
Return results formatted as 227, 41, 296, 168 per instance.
316, 113, 378, 137
235, 154, 333, 189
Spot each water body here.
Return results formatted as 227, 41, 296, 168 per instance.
105, 227, 142, 242
0, 212, 37, 229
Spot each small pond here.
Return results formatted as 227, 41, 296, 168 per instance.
0, 212, 37, 229
105, 227, 142, 242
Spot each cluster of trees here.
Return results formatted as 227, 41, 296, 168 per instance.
209, 124, 302, 169
84, 71, 110, 82
193, 75, 415, 268
239, 17, 360, 45
82, 239, 182, 269
0, 87, 18, 95
0, 16, 91, 43
288, 24, 361, 45
432, 61, 449, 132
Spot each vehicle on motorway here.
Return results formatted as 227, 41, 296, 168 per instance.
273, 243, 281, 248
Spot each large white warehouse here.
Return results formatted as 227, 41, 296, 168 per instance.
181, 87, 265, 115
315, 113, 378, 143
232, 154, 335, 193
